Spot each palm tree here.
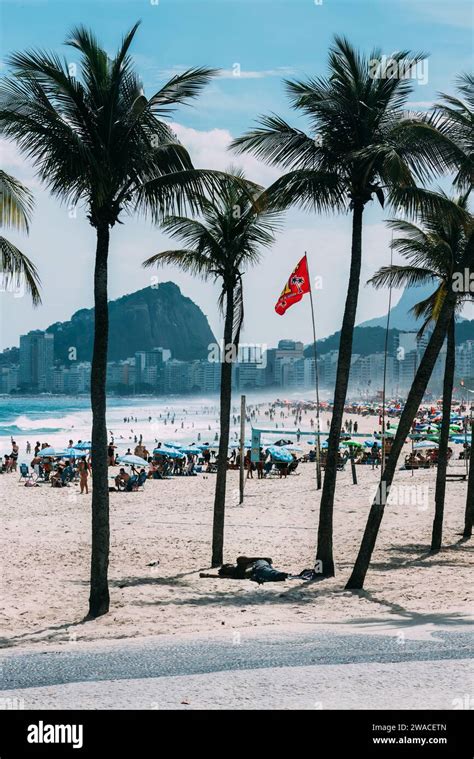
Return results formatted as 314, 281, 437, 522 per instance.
368, 193, 472, 552
347, 190, 473, 589
144, 170, 280, 566
231, 37, 449, 577
432, 74, 474, 191
0, 170, 40, 304
0, 22, 223, 617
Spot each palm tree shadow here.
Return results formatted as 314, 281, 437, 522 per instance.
335, 590, 473, 629
1, 616, 92, 650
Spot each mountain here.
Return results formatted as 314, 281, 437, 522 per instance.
305, 326, 399, 358
358, 284, 466, 331
305, 320, 474, 359
46, 282, 216, 363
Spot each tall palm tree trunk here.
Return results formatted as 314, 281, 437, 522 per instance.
431, 316, 456, 550
316, 201, 364, 577
464, 416, 474, 538
346, 290, 457, 590
211, 287, 234, 567
88, 222, 111, 617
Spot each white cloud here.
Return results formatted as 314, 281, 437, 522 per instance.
171, 122, 281, 186
154, 64, 295, 80
406, 101, 434, 109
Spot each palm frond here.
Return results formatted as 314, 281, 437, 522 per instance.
0, 170, 34, 231
148, 67, 219, 114
0, 235, 41, 305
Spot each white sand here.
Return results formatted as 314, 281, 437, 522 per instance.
1, 411, 472, 650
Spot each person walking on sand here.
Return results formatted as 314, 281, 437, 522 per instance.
371, 442, 380, 470
78, 456, 91, 494
245, 449, 253, 479
26, 441, 31, 454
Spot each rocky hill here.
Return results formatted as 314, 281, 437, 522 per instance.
46, 282, 216, 363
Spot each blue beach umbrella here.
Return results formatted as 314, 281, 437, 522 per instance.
117, 454, 149, 467
452, 434, 471, 444
266, 446, 293, 463
153, 447, 183, 458
36, 447, 58, 457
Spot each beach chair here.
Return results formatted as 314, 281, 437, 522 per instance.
19, 463, 33, 482
136, 471, 147, 490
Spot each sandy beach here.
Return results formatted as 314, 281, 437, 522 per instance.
2, 409, 472, 652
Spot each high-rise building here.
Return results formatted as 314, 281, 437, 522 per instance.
19, 330, 54, 391
457, 340, 474, 383
163, 359, 194, 394
274, 340, 305, 386
193, 360, 221, 393
0, 365, 18, 394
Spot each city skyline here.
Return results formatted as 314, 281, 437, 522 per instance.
6, 325, 473, 398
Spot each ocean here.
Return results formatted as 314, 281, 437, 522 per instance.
0, 392, 311, 461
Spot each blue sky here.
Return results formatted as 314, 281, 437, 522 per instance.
1, 0, 473, 349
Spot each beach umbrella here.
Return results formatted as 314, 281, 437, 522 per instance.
452, 434, 472, 444
229, 440, 252, 449
414, 441, 439, 449
52, 448, 85, 458
321, 441, 342, 450
74, 441, 91, 450
344, 440, 363, 448
178, 445, 201, 455
266, 446, 293, 463
163, 441, 183, 449
117, 454, 149, 467
36, 447, 58, 457
62, 447, 85, 458
283, 444, 304, 453
153, 447, 183, 458
364, 440, 382, 448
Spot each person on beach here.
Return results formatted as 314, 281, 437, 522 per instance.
245, 449, 253, 479
107, 441, 116, 466
78, 457, 91, 494
115, 468, 130, 490
9, 440, 19, 472
26, 441, 31, 454
256, 448, 265, 479
371, 442, 380, 470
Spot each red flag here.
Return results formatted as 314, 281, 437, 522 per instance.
275, 255, 311, 315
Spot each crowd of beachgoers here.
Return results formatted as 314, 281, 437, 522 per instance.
2, 398, 471, 492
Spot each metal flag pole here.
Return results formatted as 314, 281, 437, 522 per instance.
304, 252, 322, 490
239, 394, 246, 504
381, 233, 394, 472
